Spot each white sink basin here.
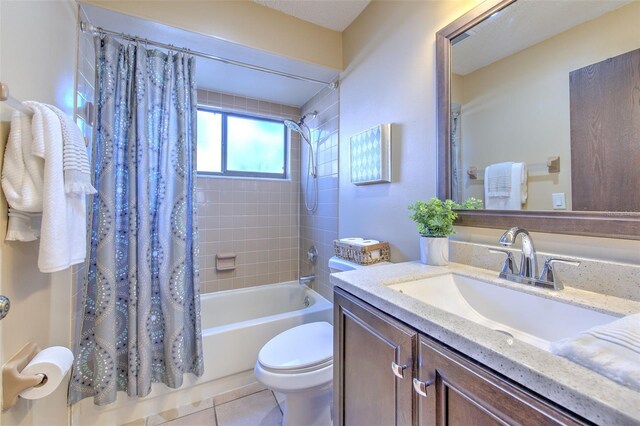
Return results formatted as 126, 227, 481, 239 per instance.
389, 273, 619, 351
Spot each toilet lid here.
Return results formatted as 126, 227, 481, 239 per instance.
258, 322, 333, 371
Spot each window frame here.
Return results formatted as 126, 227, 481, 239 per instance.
196, 106, 289, 179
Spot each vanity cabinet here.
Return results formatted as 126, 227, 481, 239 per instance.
334, 288, 588, 426
334, 287, 417, 426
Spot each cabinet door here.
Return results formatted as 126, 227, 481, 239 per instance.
335, 288, 417, 426
416, 335, 587, 426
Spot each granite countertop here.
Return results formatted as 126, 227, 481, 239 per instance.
330, 261, 640, 425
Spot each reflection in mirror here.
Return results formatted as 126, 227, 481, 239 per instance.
449, 0, 640, 212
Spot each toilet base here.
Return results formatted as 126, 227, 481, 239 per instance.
281, 384, 332, 426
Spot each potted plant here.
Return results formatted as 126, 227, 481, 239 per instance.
408, 197, 482, 265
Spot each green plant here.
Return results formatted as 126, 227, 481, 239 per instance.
408, 197, 482, 237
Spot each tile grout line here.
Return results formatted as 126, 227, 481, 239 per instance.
214, 387, 269, 407
271, 390, 283, 415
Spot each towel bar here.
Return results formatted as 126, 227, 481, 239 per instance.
467, 157, 560, 180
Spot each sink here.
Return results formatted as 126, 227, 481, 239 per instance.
389, 273, 619, 351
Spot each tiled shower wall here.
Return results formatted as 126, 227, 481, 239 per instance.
196, 89, 301, 293
300, 85, 340, 301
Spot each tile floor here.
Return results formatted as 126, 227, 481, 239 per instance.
161, 389, 283, 426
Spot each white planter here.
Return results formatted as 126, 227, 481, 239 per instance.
419, 236, 449, 266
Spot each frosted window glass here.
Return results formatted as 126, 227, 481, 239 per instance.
197, 110, 222, 173
226, 116, 285, 174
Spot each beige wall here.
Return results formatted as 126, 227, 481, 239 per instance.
339, 0, 482, 262
0, 1, 77, 424
196, 90, 301, 293
82, 0, 343, 71
453, 2, 640, 210
339, 0, 640, 264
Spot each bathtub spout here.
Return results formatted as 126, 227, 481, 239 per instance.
299, 275, 315, 286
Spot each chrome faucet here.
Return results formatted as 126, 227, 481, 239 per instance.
499, 227, 538, 279
490, 227, 580, 290
299, 275, 315, 286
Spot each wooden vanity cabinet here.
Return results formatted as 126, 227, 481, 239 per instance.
335, 288, 589, 426
334, 288, 417, 426
417, 335, 586, 426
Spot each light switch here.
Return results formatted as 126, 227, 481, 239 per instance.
552, 192, 566, 210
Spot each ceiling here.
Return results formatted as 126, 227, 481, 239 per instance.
81, 4, 340, 107
254, 0, 370, 31
452, 0, 632, 76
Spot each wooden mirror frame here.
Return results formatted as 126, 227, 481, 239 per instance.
436, 0, 640, 240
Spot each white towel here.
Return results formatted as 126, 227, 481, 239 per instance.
2, 110, 44, 240
6, 209, 41, 241
485, 162, 513, 198
45, 105, 96, 196
484, 162, 527, 210
551, 313, 640, 391
23, 101, 87, 272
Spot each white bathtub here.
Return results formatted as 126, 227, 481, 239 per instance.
200, 282, 333, 383
72, 281, 333, 425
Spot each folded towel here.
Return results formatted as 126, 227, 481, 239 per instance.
45, 105, 96, 196
6, 208, 41, 241
485, 162, 513, 198
24, 101, 87, 272
484, 162, 527, 210
2, 110, 44, 241
551, 313, 640, 391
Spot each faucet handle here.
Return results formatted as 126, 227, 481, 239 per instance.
489, 248, 519, 276
539, 257, 580, 290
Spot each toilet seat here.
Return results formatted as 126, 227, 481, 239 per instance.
258, 322, 333, 373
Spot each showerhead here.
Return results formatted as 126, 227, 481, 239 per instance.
284, 110, 318, 133
283, 119, 303, 134
284, 118, 313, 146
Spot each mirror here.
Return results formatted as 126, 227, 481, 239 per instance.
436, 0, 640, 239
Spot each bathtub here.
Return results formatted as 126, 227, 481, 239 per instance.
72, 281, 332, 425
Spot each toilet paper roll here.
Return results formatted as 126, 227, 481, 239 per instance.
347, 239, 380, 247
339, 237, 364, 243
19, 346, 74, 400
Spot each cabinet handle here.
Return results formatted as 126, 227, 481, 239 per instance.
413, 377, 433, 397
391, 362, 407, 379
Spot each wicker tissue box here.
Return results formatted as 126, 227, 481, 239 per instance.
333, 240, 390, 266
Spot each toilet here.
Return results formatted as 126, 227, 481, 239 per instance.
254, 256, 390, 426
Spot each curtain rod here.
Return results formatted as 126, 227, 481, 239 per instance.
80, 22, 336, 88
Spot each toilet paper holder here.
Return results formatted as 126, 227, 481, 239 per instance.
2, 341, 47, 410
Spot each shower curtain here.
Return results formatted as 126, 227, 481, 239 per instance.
69, 36, 203, 405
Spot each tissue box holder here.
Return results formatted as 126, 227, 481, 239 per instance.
333, 240, 390, 265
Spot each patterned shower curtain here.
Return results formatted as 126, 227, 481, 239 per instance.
69, 36, 203, 405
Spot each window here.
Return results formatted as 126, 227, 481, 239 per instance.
197, 108, 287, 178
